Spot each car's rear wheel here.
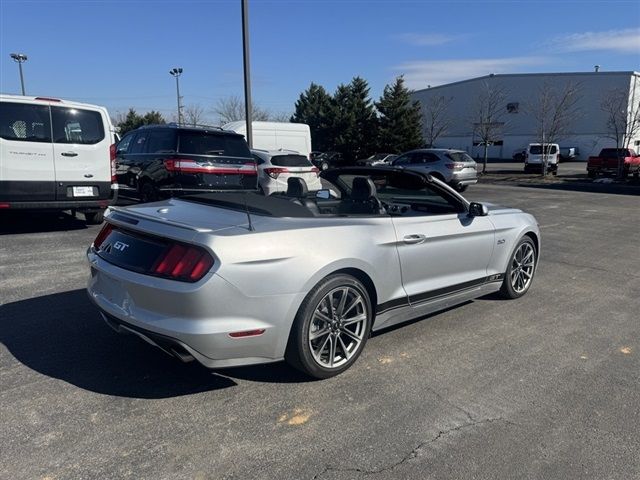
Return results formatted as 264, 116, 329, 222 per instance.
500, 237, 536, 299
453, 183, 468, 192
286, 274, 372, 379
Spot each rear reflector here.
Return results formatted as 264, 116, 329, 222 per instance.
0, 202, 10, 209
164, 159, 257, 175
229, 329, 266, 338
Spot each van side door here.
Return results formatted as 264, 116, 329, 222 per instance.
0, 101, 55, 202
51, 106, 111, 201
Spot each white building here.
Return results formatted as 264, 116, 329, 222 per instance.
410, 71, 640, 160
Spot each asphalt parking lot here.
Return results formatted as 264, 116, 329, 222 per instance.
1, 181, 639, 479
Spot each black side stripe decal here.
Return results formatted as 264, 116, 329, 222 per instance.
376, 274, 504, 314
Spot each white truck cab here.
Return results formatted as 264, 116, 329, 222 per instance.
0, 94, 117, 223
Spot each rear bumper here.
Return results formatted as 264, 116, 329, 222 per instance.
86, 251, 305, 369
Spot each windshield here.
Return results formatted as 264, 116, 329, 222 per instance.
529, 145, 558, 155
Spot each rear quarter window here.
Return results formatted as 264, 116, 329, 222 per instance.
51, 106, 105, 144
178, 131, 251, 159
270, 154, 311, 167
0, 102, 51, 142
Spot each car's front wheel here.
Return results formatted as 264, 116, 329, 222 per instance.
286, 274, 372, 379
500, 237, 537, 299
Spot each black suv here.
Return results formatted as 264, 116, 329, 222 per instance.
114, 124, 257, 201
312, 151, 345, 171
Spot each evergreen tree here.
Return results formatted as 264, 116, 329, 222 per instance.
116, 109, 166, 135
375, 76, 423, 153
290, 83, 334, 152
345, 77, 378, 161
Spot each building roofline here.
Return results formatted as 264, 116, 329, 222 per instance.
411, 71, 640, 94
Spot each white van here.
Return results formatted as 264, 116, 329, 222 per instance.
0, 94, 117, 223
524, 143, 560, 174
223, 121, 312, 159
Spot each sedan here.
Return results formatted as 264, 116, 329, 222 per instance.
87, 167, 539, 379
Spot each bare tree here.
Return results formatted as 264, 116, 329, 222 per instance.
529, 82, 582, 176
269, 111, 293, 123
422, 95, 453, 147
471, 81, 509, 174
212, 95, 271, 124
601, 88, 640, 178
183, 104, 207, 127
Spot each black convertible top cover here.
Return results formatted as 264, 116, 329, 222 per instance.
180, 192, 315, 217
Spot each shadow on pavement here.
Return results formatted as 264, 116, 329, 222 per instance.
0, 289, 237, 398
0, 211, 88, 235
519, 179, 640, 196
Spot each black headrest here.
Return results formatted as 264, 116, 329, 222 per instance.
287, 177, 308, 197
351, 177, 377, 201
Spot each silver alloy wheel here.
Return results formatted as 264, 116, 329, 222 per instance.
308, 286, 368, 369
510, 242, 535, 293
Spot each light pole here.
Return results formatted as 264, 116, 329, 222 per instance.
241, 0, 253, 147
10, 53, 27, 95
169, 67, 183, 125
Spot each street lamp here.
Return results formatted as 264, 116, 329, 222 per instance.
241, 0, 253, 147
10, 53, 27, 95
169, 67, 183, 125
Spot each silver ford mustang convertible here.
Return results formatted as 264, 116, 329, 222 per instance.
87, 167, 540, 379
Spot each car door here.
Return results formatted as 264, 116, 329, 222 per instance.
114, 131, 136, 193
389, 183, 495, 305
0, 100, 55, 202
51, 105, 111, 201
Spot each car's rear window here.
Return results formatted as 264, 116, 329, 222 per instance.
446, 152, 475, 163
0, 102, 52, 143
529, 145, 557, 154
271, 154, 312, 167
600, 148, 630, 158
178, 131, 251, 158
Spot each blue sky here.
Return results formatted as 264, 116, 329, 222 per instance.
1, 0, 639, 123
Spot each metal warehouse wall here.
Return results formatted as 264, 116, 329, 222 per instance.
410, 71, 640, 160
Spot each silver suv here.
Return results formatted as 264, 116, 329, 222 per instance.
391, 149, 478, 192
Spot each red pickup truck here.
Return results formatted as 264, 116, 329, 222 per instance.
587, 148, 640, 178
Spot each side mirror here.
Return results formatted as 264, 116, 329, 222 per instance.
316, 189, 331, 200
468, 202, 489, 217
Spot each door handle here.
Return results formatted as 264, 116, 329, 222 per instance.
403, 234, 426, 244
61, 151, 78, 157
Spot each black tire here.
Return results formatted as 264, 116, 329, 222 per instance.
500, 237, 537, 299
84, 210, 104, 225
453, 183, 468, 193
285, 274, 373, 379
588, 170, 597, 179
139, 182, 159, 203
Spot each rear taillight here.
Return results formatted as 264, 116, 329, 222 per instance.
109, 144, 117, 183
152, 243, 214, 282
93, 222, 114, 249
264, 167, 289, 179
445, 162, 464, 171
164, 159, 257, 175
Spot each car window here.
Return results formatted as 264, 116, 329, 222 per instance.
393, 154, 412, 165
51, 106, 105, 144
529, 145, 558, 155
252, 154, 265, 165
116, 132, 135, 154
412, 152, 438, 164
129, 132, 148, 154
270, 154, 312, 167
146, 129, 176, 154
446, 152, 474, 163
178, 131, 251, 158
0, 102, 51, 142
